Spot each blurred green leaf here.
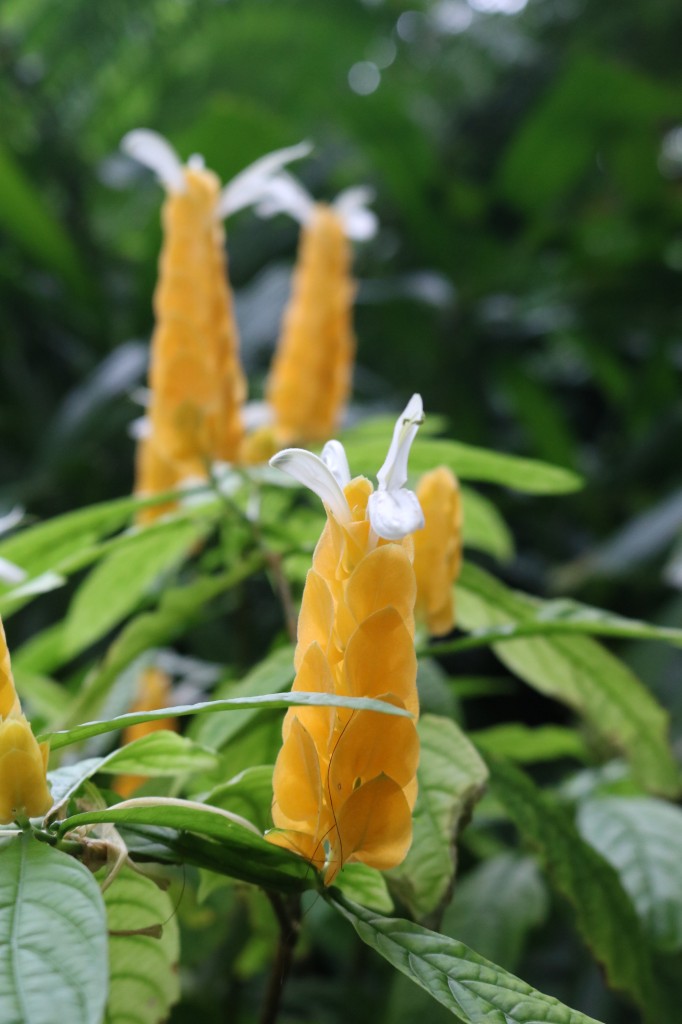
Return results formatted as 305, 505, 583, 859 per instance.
577, 796, 682, 953
460, 486, 514, 561
456, 562, 680, 797
471, 723, 590, 764
487, 758, 661, 1021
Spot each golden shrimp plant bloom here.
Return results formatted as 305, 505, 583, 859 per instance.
0, 618, 52, 824
122, 131, 309, 519
258, 175, 377, 448
267, 396, 425, 884
413, 466, 462, 636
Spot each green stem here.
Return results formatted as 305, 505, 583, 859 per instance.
259, 892, 301, 1024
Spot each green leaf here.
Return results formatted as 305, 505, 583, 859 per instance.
0, 142, 88, 294
0, 495, 138, 582
203, 765, 274, 834
40, 690, 413, 751
471, 724, 590, 764
341, 435, 583, 494
103, 867, 180, 1024
487, 757, 660, 1021
0, 834, 108, 1024
577, 796, 682, 953
61, 556, 265, 727
460, 486, 514, 561
62, 519, 211, 658
96, 730, 219, 777
332, 863, 394, 914
47, 758, 104, 808
190, 644, 295, 751
442, 853, 549, 972
387, 715, 488, 922
331, 894, 602, 1024
456, 562, 680, 797
55, 800, 314, 893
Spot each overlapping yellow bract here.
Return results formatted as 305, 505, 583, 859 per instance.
0, 618, 52, 824
413, 466, 462, 636
268, 477, 419, 885
266, 204, 355, 446
114, 666, 178, 798
136, 165, 245, 523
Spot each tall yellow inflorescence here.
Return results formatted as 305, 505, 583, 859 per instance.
0, 618, 52, 824
266, 204, 355, 446
413, 466, 462, 636
267, 397, 425, 885
136, 162, 245, 523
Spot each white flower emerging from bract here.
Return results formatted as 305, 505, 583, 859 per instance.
120, 128, 311, 218
269, 395, 424, 540
255, 171, 379, 242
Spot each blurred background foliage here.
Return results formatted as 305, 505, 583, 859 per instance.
1, 0, 682, 1019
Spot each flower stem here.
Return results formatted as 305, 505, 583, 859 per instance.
259, 892, 301, 1024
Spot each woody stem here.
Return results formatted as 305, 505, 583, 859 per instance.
259, 892, 301, 1024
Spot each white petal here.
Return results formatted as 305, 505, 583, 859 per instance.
0, 557, 27, 585
121, 129, 186, 193
0, 506, 24, 536
253, 171, 315, 225
376, 394, 424, 492
129, 415, 151, 441
321, 440, 351, 489
269, 448, 350, 523
333, 186, 378, 241
367, 488, 424, 540
217, 141, 312, 219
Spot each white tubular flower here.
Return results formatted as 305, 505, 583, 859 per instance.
121, 129, 186, 193
269, 394, 424, 541
217, 142, 313, 219
255, 171, 378, 241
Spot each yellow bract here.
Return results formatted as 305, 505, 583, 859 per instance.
267, 204, 355, 445
0, 619, 51, 824
268, 479, 419, 885
413, 466, 462, 636
136, 165, 245, 522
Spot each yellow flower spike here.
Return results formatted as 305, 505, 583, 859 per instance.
121, 131, 310, 517
257, 174, 378, 446
0, 617, 51, 824
413, 466, 463, 637
114, 666, 177, 798
267, 396, 425, 883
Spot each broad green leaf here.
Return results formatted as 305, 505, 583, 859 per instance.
203, 765, 274, 833
12, 666, 65, 721
0, 495, 139, 581
55, 800, 314, 892
0, 571, 66, 618
40, 690, 412, 751
487, 758, 660, 1020
341, 435, 583, 494
190, 644, 295, 751
577, 796, 682, 953
62, 519, 211, 658
471, 724, 590, 764
48, 758, 103, 809
442, 853, 549, 971
460, 486, 514, 561
456, 562, 680, 796
0, 834, 108, 1024
331, 894, 602, 1024
103, 868, 180, 1024
96, 730, 219, 777
0, 142, 88, 294
332, 863, 393, 913
62, 556, 265, 727
387, 715, 488, 922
